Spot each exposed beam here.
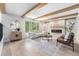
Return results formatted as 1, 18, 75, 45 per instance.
0, 3, 5, 13
41, 13, 78, 22
35, 4, 79, 20
65, 17, 76, 20
48, 13, 78, 20
42, 17, 76, 23
22, 3, 47, 17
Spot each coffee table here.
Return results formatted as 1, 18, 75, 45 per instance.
41, 35, 52, 41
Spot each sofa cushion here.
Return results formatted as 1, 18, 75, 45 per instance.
29, 32, 42, 39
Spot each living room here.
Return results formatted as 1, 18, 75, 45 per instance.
0, 3, 79, 56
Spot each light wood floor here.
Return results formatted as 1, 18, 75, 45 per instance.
1, 38, 79, 56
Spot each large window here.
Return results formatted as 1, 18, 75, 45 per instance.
25, 21, 39, 32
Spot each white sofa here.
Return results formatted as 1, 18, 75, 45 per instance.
29, 32, 43, 39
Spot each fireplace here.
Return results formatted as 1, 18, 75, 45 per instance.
51, 29, 62, 33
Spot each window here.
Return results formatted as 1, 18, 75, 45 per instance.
25, 21, 39, 32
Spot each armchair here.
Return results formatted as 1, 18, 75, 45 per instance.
57, 32, 74, 51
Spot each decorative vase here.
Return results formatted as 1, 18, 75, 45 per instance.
16, 28, 20, 31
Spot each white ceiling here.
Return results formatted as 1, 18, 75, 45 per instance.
5, 3, 78, 21
5, 3, 37, 16
25, 3, 77, 19
36, 9, 78, 21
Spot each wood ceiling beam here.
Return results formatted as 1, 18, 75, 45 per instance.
22, 3, 47, 17
41, 13, 78, 22
42, 17, 76, 23
0, 3, 5, 13
65, 17, 76, 20
48, 13, 78, 20
35, 4, 79, 20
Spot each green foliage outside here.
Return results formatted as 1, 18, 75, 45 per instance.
25, 21, 39, 32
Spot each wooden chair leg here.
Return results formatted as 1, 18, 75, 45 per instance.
73, 47, 74, 51
72, 42, 74, 51
56, 41, 58, 46
72, 45, 74, 51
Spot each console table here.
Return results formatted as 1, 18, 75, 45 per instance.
10, 31, 22, 41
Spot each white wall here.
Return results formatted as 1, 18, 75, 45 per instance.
74, 14, 79, 44
2, 13, 42, 42
2, 13, 26, 42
